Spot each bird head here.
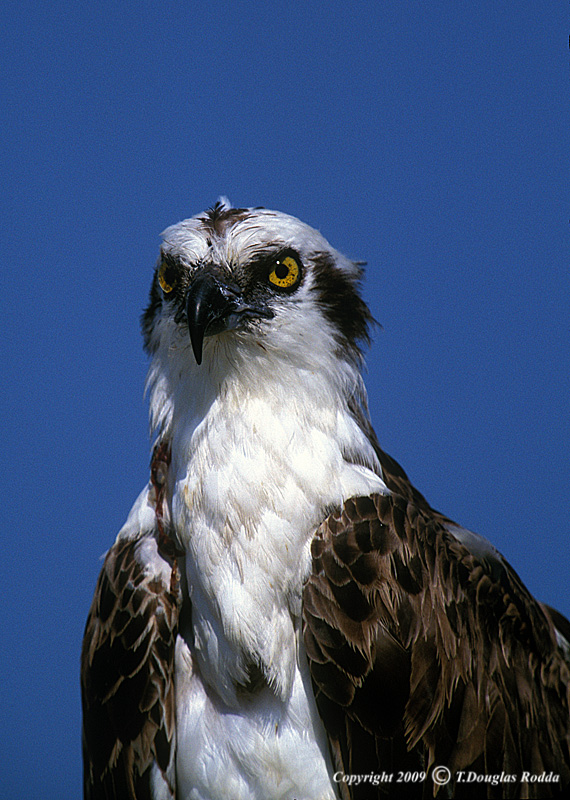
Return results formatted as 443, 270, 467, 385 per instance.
142, 200, 373, 375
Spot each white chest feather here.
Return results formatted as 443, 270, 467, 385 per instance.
158, 350, 387, 799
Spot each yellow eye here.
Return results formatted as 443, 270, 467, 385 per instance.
268, 253, 302, 290
158, 261, 176, 294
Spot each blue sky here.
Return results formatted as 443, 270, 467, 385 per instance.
1, 2, 568, 796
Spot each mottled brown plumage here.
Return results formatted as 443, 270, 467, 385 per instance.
303, 489, 570, 799
81, 516, 181, 799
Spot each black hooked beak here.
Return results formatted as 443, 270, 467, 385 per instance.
185, 270, 273, 365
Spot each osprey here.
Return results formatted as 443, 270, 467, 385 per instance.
82, 201, 570, 800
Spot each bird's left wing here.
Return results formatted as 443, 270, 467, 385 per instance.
81, 448, 181, 800
303, 492, 570, 799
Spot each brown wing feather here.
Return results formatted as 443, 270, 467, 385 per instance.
81, 532, 181, 799
303, 492, 570, 799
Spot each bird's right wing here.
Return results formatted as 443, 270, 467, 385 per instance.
81, 482, 181, 800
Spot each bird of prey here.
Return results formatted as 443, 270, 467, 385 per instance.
81, 200, 570, 800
